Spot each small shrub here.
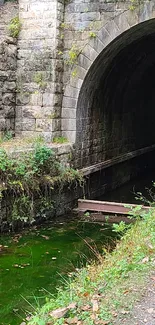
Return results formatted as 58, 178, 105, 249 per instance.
8, 16, 21, 38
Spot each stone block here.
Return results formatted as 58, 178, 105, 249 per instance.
82, 44, 98, 62
4, 106, 15, 118
22, 118, 36, 131
30, 93, 43, 106
61, 118, 76, 131
69, 77, 83, 89
2, 93, 15, 105
64, 86, 79, 99
62, 96, 77, 109
105, 20, 120, 40
22, 106, 43, 119
114, 12, 130, 33
89, 37, 105, 54
15, 118, 22, 131
43, 93, 54, 107
52, 118, 61, 132
81, 12, 100, 21
3, 81, 16, 92
16, 92, 30, 105
62, 130, 76, 143
77, 54, 91, 70
15, 106, 22, 118
36, 118, 52, 132
57, 144, 72, 155
62, 108, 77, 119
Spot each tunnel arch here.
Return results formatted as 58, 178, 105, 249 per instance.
76, 19, 155, 167
62, 11, 155, 168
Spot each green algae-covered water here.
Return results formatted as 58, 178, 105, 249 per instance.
0, 218, 115, 325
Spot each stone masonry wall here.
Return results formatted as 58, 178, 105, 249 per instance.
16, 0, 65, 141
61, 0, 130, 142
0, 2, 18, 135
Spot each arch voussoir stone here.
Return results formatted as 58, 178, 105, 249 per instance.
64, 86, 80, 99
114, 12, 131, 33
104, 20, 121, 40
97, 26, 113, 48
89, 37, 106, 54
77, 53, 91, 70
81, 44, 98, 63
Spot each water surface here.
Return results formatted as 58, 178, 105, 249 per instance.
0, 219, 115, 325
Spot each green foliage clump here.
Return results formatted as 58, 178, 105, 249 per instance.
8, 16, 21, 38
33, 72, 47, 90
0, 145, 83, 227
53, 136, 68, 144
89, 31, 96, 38
0, 131, 13, 144
66, 45, 81, 66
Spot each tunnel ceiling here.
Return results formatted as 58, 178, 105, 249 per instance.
76, 19, 155, 166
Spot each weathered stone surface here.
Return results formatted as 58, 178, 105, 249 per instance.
0, 0, 155, 171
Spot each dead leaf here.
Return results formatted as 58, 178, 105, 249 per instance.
81, 304, 91, 311
151, 276, 155, 281
111, 311, 118, 317
66, 316, 79, 324
91, 299, 99, 313
50, 307, 68, 319
41, 235, 49, 240
49, 302, 77, 319
121, 310, 129, 314
141, 256, 149, 264
123, 290, 129, 295
67, 302, 77, 309
91, 314, 96, 320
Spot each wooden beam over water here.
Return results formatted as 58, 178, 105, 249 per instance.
78, 199, 151, 215
80, 144, 155, 176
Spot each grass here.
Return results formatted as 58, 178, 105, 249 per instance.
0, 135, 69, 152
24, 209, 155, 325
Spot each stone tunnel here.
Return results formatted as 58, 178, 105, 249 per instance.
75, 19, 155, 169
1, 0, 155, 192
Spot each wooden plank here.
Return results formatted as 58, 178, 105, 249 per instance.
80, 144, 155, 176
78, 199, 150, 215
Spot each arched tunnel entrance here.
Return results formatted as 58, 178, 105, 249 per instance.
76, 18, 155, 173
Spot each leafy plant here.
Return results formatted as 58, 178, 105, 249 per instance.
66, 45, 81, 66
33, 72, 47, 90
112, 221, 130, 236
89, 31, 96, 38
53, 137, 68, 144
8, 16, 21, 38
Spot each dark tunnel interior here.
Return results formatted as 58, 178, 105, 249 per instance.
76, 19, 155, 168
